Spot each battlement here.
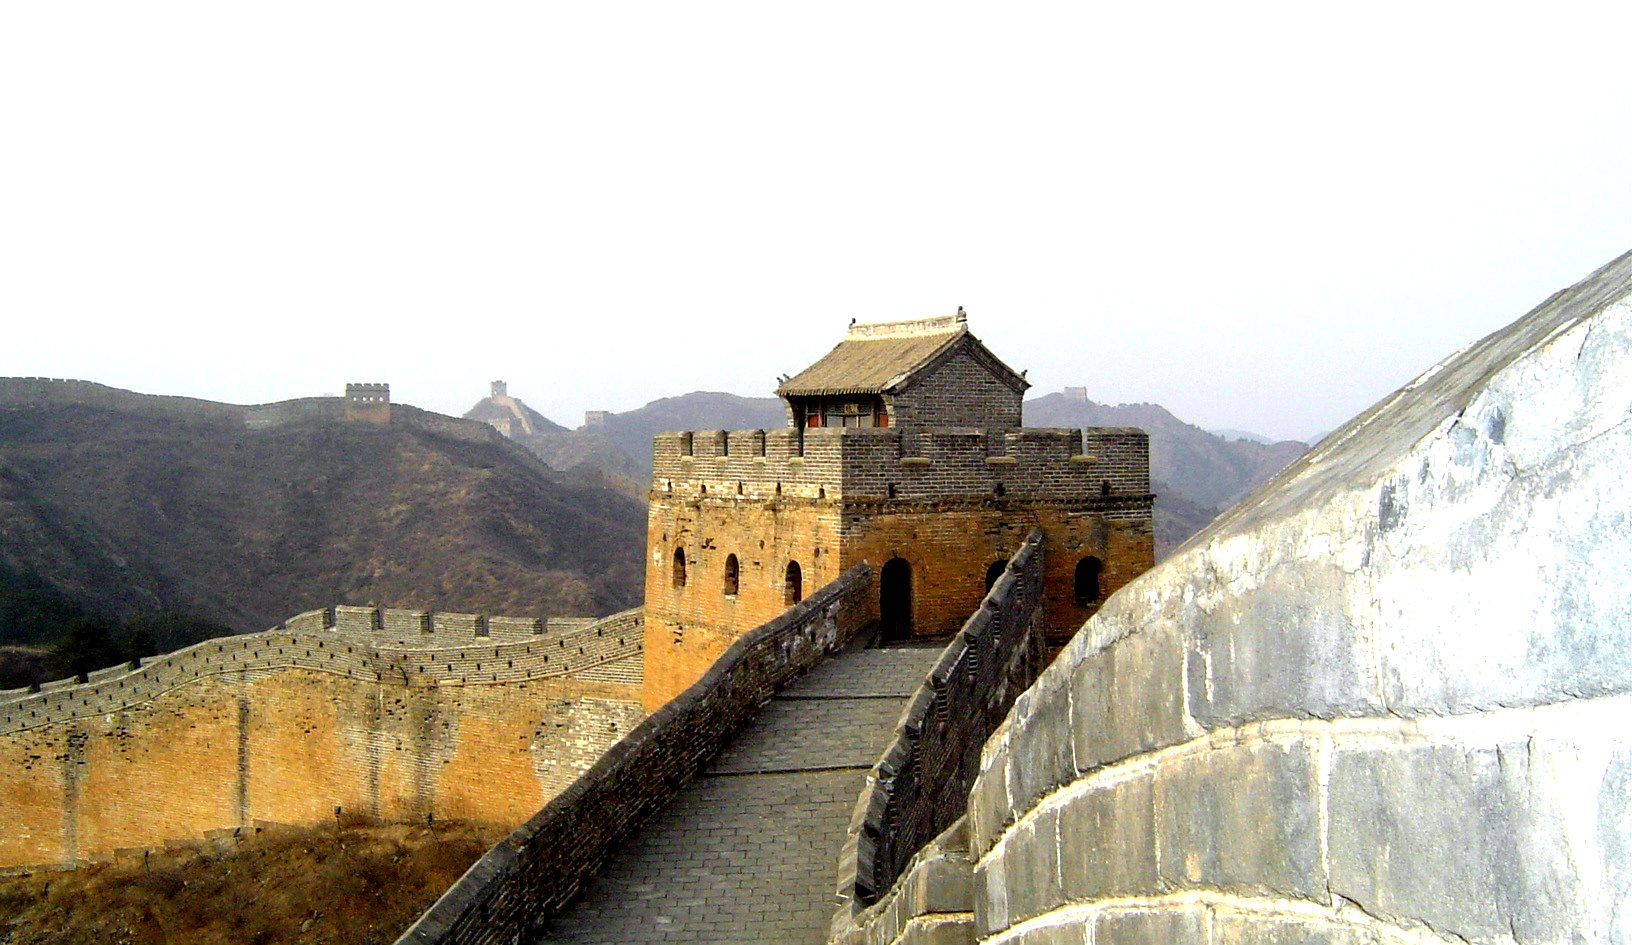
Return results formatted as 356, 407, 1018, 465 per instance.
650, 426, 1150, 503
0, 607, 643, 735
345, 382, 390, 403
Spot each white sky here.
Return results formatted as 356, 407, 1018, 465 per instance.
2, 3, 1628, 443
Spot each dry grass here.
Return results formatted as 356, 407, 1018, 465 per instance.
0, 817, 504, 945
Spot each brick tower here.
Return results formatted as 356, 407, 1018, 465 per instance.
642, 312, 1154, 709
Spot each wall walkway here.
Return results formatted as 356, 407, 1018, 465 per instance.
536, 641, 943, 945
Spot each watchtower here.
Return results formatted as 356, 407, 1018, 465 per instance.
343, 382, 391, 424
642, 313, 1155, 709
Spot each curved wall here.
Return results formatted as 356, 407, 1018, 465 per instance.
0, 608, 643, 869
965, 251, 1632, 944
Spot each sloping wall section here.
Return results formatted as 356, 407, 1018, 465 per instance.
0, 608, 643, 869
961, 249, 1632, 945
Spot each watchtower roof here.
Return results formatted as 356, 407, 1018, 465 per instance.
775, 312, 1026, 397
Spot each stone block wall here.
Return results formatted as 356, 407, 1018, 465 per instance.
957, 249, 1632, 944
395, 565, 876, 945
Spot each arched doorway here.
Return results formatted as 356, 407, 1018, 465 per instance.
784, 561, 803, 605
984, 560, 1007, 593
880, 557, 911, 643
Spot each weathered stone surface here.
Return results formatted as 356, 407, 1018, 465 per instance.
1071, 621, 1187, 772
972, 853, 1006, 936
1328, 740, 1585, 943
1007, 674, 1073, 811
969, 732, 1011, 857
1001, 808, 1062, 929
1154, 737, 1324, 900
1211, 913, 1381, 945
1093, 907, 1206, 945
1056, 772, 1156, 902
912, 852, 972, 915
1601, 749, 1632, 943
897, 915, 976, 945
1002, 918, 1088, 945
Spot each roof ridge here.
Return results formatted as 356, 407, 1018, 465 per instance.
844, 311, 967, 340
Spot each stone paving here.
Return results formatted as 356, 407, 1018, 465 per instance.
535, 642, 944, 945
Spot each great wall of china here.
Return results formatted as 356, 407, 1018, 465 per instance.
3, 250, 1631, 944
0, 607, 644, 869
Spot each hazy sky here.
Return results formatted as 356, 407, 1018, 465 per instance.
3, 4, 1628, 442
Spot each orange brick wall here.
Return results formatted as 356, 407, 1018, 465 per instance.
642, 498, 847, 709
0, 669, 639, 868
839, 504, 1153, 645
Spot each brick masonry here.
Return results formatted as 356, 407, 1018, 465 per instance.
0, 608, 643, 869
394, 566, 876, 945
644, 425, 1154, 707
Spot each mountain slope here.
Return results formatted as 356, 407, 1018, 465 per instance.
1023, 392, 1308, 513
0, 388, 645, 635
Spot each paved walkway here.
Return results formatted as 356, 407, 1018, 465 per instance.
535, 641, 944, 945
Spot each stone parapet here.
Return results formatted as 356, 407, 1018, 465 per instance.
394, 565, 876, 945
962, 249, 1632, 943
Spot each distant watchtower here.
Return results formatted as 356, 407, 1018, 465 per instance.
642, 313, 1155, 709
344, 382, 391, 424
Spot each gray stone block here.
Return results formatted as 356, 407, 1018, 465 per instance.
1072, 623, 1187, 772
1182, 562, 1383, 728
1094, 907, 1206, 945
912, 853, 972, 914
969, 745, 1010, 856
1211, 913, 1381, 945
1006, 918, 1088, 945
1057, 771, 1157, 901
1601, 749, 1632, 943
1154, 737, 1324, 900
1328, 740, 1585, 943
972, 853, 1006, 936
1008, 673, 1073, 810
897, 916, 976, 945
1003, 808, 1062, 928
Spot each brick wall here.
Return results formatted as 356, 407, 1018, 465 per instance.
646, 425, 1155, 697
394, 565, 875, 945
887, 349, 1023, 429
0, 608, 644, 869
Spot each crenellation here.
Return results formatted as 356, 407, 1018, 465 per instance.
0, 606, 647, 870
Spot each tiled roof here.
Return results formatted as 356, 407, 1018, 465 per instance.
775, 326, 966, 397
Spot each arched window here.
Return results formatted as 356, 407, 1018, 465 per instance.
1075, 556, 1103, 605
785, 560, 803, 605
723, 554, 739, 596
984, 560, 1007, 593
672, 548, 687, 589
881, 557, 911, 643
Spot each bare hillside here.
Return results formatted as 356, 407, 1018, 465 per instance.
0, 387, 645, 636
